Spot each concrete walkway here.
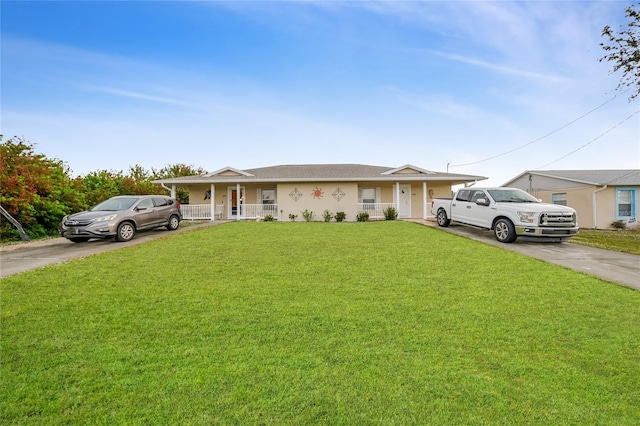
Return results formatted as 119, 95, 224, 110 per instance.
412, 219, 640, 291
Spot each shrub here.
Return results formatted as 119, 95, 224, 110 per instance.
383, 206, 398, 220
288, 213, 297, 222
263, 215, 275, 222
335, 211, 346, 222
322, 210, 333, 222
356, 212, 369, 222
302, 209, 314, 222
611, 220, 626, 230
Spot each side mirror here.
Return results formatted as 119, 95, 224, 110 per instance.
136, 206, 148, 211
475, 198, 490, 206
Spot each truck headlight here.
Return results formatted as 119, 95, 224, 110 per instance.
517, 211, 536, 223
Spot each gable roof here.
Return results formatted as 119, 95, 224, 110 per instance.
503, 169, 640, 186
154, 164, 487, 185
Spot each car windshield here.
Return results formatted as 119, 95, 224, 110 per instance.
91, 197, 139, 211
487, 189, 539, 203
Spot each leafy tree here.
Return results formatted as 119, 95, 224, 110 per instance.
1, 134, 208, 241
0, 136, 82, 239
152, 163, 208, 204
600, 2, 640, 101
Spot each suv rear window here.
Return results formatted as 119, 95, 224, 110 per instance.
153, 197, 170, 207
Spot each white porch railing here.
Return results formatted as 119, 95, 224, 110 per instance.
240, 204, 278, 219
181, 204, 223, 220
357, 203, 396, 219
180, 204, 278, 220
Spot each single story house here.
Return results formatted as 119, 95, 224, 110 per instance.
153, 164, 487, 221
503, 169, 640, 229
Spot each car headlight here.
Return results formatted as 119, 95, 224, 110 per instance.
92, 214, 117, 223
517, 211, 536, 223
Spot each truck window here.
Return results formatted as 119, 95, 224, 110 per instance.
470, 191, 486, 203
456, 190, 471, 201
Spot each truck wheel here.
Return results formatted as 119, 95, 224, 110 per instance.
494, 218, 517, 243
115, 222, 135, 242
437, 209, 451, 227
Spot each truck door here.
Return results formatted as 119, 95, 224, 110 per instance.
451, 189, 472, 223
468, 190, 493, 228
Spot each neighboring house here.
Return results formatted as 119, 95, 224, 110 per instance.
503, 170, 640, 229
153, 164, 487, 221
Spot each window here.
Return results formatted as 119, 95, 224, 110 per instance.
552, 193, 567, 206
616, 188, 637, 219
136, 198, 154, 210
455, 190, 472, 201
152, 197, 172, 207
261, 189, 276, 205
470, 190, 486, 203
359, 188, 380, 210
260, 189, 276, 214
361, 188, 376, 204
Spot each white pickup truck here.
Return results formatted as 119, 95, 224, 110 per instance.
431, 187, 579, 243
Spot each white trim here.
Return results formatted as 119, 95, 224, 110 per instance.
210, 184, 215, 221
206, 166, 254, 177
381, 164, 436, 175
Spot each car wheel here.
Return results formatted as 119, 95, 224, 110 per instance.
166, 214, 180, 231
68, 237, 90, 243
494, 218, 517, 243
115, 222, 135, 242
437, 209, 450, 227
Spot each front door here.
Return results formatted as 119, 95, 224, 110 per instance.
229, 188, 244, 218
399, 184, 411, 218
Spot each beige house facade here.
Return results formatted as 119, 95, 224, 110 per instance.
503, 170, 640, 229
154, 164, 486, 222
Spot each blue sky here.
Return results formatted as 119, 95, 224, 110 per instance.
2, 1, 638, 186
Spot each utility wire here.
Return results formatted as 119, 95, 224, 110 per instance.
534, 109, 640, 169
449, 89, 630, 168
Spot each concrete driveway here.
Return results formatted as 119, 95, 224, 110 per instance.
0, 221, 224, 279
414, 220, 639, 291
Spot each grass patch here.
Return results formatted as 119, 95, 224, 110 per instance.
2, 222, 639, 424
572, 228, 640, 255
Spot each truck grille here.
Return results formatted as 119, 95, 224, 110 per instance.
539, 212, 576, 227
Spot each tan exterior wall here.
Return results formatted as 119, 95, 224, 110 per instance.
515, 186, 637, 229
184, 180, 457, 221
276, 182, 358, 221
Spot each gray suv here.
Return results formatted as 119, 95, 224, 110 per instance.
60, 195, 182, 243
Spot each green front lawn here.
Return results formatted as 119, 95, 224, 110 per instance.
2, 222, 639, 424
572, 228, 640, 255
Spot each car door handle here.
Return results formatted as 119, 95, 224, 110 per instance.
467, 205, 472, 209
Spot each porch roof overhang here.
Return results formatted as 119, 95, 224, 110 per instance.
153, 164, 487, 186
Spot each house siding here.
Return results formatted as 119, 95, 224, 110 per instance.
506, 173, 639, 229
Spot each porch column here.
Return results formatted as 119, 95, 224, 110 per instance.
210, 184, 215, 222
236, 183, 241, 221
423, 181, 428, 220
396, 182, 400, 213
171, 185, 176, 199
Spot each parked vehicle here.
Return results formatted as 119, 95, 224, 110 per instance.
60, 195, 182, 243
431, 187, 578, 243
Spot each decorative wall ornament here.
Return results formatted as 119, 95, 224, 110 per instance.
332, 187, 346, 201
289, 187, 303, 202
312, 186, 324, 199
